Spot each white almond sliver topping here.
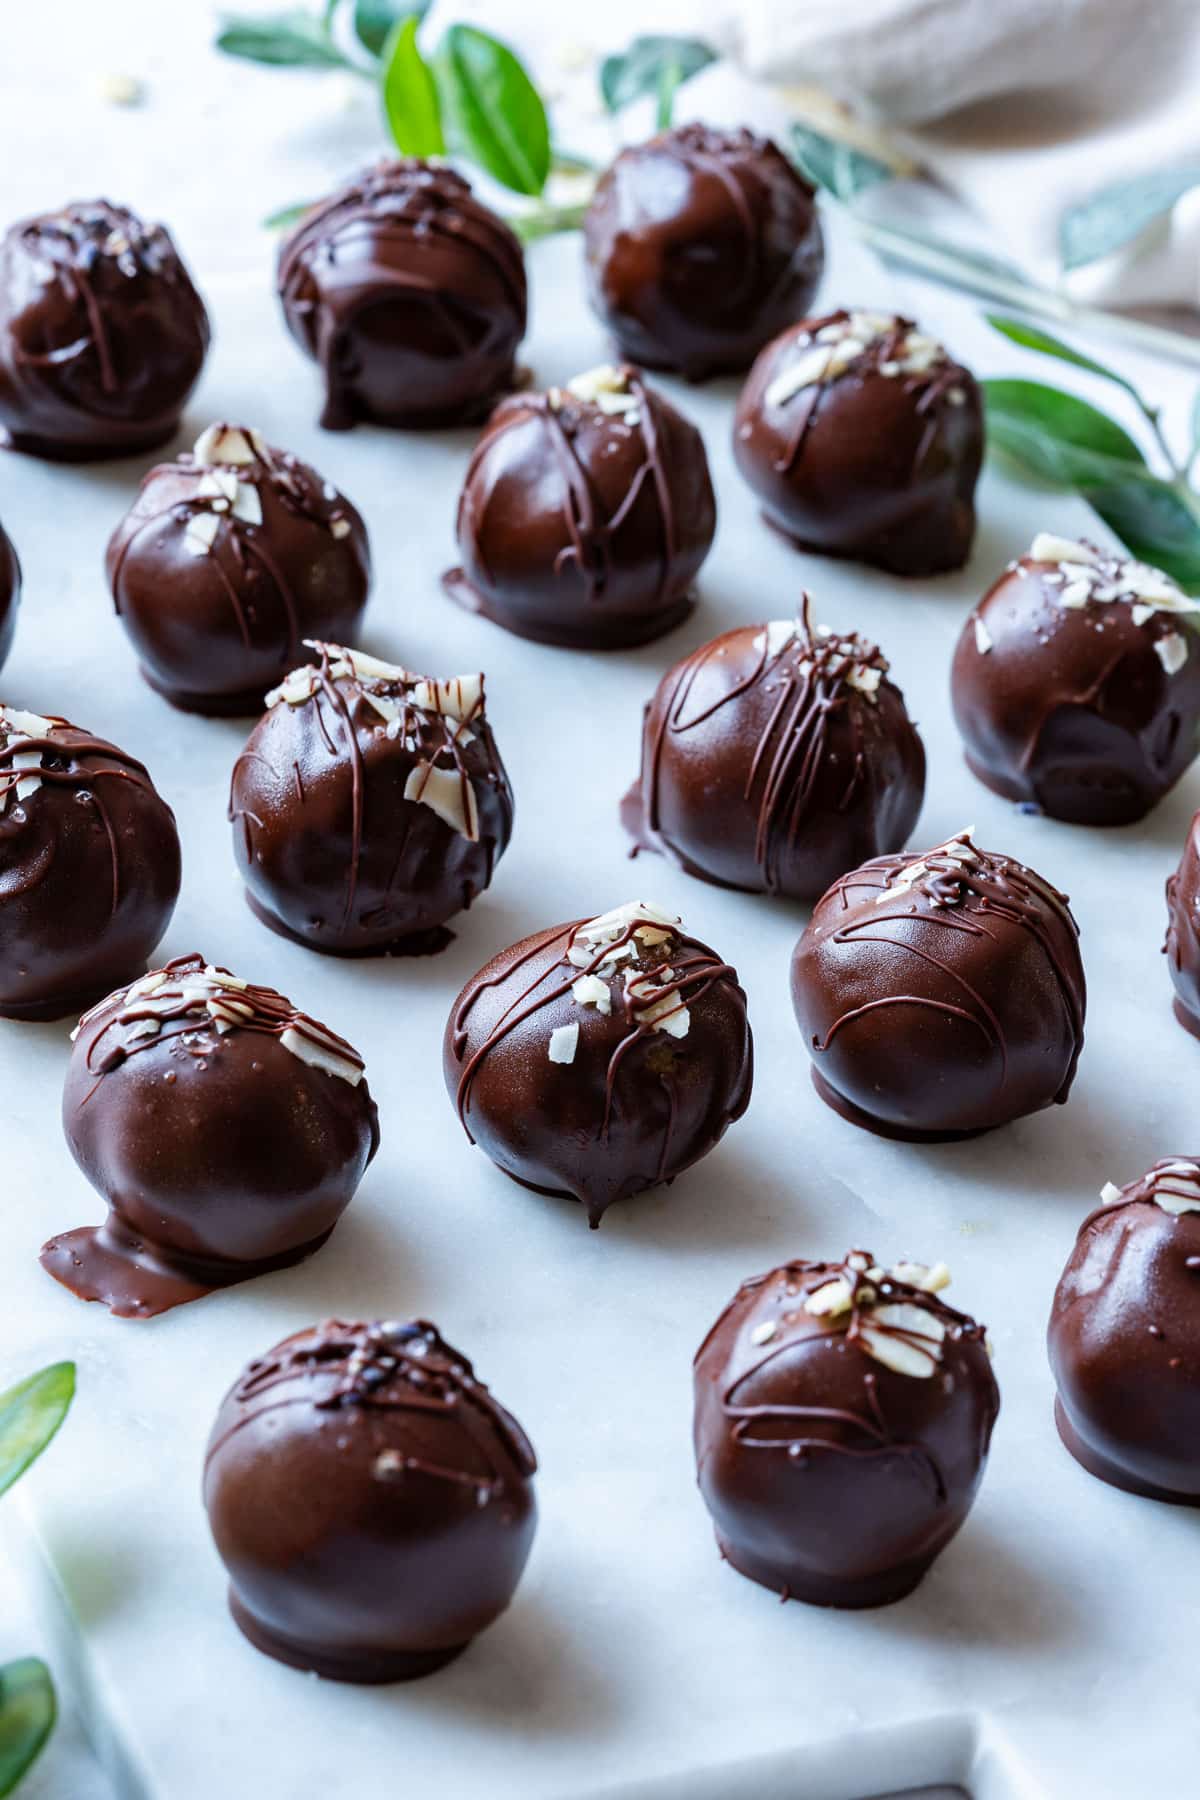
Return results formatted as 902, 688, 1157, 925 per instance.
804, 1277, 855, 1318
567, 901, 681, 968
571, 974, 611, 1015
858, 1302, 946, 1378
1030, 533, 1097, 566
330, 517, 352, 539
403, 762, 479, 840
1156, 632, 1188, 675
232, 482, 263, 527
763, 344, 835, 408
756, 619, 796, 659
548, 1022, 579, 1065
192, 423, 265, 468
407, 674, 484, 722
279, 1025, 364, 1087
183, 511, 220, 556
974, 616, 993, 654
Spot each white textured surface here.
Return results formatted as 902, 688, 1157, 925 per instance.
3, 7, 1200, 1800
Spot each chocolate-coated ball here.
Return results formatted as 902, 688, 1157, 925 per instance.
583, 125, 824, 381
0, 199, 209, 460
445, 901, 752, 1227
42, 954, 380, 1317
953, 533, 1200, 825
277, 161, 527, 431
791, 830, 1086, 1139
106, 422, 371, 715
0, 522, 19, 672
446, 364, 715, 649
230, 645, 513, 955
204, 1318, 538, 1681
0, 704, 180, 1020
1049, 1161, 1200, 1503
733, 310, 982, 575
622, 608, 925, 900
1165, 808, 1200, 1039
694, 1251, 999, 1607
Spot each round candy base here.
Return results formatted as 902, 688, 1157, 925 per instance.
0, 967, 151, 1024
759, 507, 972, 580
39, 1214, 336, 1319
442, 566, 697, 651
141, 666, 276, 719
244, 888, 454, 960
809, 1067, 991, 1144
1053, 1399, 1200, 1506
316, 376, 518, 435
618, 785, 776, 898
229, 1590, 469, 1684
1171, 996, 1200, 1042
1, 421, 181, 464
717, 1534, 932, 1610
962, 750, 1151, 829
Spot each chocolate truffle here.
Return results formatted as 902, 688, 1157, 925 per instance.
0, 521, 19, 672
1165, 809, 1200, 1039
204, 1318, 537, 1681
42, 955, 379, 1318
445, 364, 716, 649
0, 705, 180, 1021
105, 422, 371, 716
277, 161, 526, 432
230, 645, 513, 956
791, 829, 1086, 1140
1049, 1161, 1200, 1503
733, 310, 982, 575
952, 533, 1200, 826
583, 125, 823, 381
622, 607, 925, 901
445, 901, 752, 1227
694, 1251, 998, 1607
0, 199, 209, 460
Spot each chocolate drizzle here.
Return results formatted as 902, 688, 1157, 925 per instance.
444, 904, 753, 1227
277, 161, 526, 431
230, 645, 512, 955
445, 365, 716, 648
693, 1252, 998, 1607
792, 831, 1087, 1140
203, 1318, 537, 1682
623, 607, 925, 901
583, 124, 824, 380
0, 199, 209, 460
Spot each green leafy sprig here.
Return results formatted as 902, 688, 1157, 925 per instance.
599, 36, 716, 131
0, 1361, 75, 1798
983, 314, 1200, 590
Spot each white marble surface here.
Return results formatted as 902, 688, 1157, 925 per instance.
2, 6, 1199, 1800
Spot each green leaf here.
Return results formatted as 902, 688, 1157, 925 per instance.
1088, 481, 1200, 591
216, 10, 351, 68
262, 200, 315, 232
510, 201, 589, 244
985, 313, 1143, 404
983, 379, 1147, 469
381, 15, 444, 157
790, 124, 893, 204
599, 36, 716, 116
1061, 165, 1200, 272
0, 1363, 75, 1499
434, 25, 550, 198
354, 0, 428, 59
1190, 388, 1200, 468
0, 1660, 56, 1797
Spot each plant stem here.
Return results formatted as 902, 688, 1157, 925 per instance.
510, 201, 589, 244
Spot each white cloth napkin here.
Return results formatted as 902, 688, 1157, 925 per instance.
717, 0, 1200, 312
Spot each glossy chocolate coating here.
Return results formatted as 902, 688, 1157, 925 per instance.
694, 1252, 998, 1607
230, 646, 513, 955
277, 161, 527, 432
444, 902, 752, 1227
0, 706, 180, 1020
791, 831, 1086, 1140
1048, 1162, 1200, 1503
583, 125, 823, 381
204, 1318, 538, 1682
106, 423, 371, 716
42, 955, 379, 1317
445, 365, 716, 649
0, 522, 19, 672
0, 199, 209, 460
953, 537, 1200, 825
733, 310, 982, 575
1166, 808, 1200, 1038
622, 610, 925, 901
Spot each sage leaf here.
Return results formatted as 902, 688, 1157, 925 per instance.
355, 0, 428, 59
986, 314, 1142, 404
790, 124, 893, 203
0, 1363, 75, 1499
216, 10, 351, 69
434, 25, 549, 197
1061, 165, 1200, 272
263, 200, 315, 231
382, 15, 444, 158
983, 379, 1146, 469
1087, 481, 1200, 591
0, 1660, 55, 1798
599, 36, 716, 116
